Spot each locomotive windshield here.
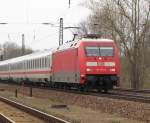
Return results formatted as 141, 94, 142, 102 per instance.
85, 46, 114, 56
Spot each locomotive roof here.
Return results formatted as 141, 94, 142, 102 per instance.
57, 38, 114, 51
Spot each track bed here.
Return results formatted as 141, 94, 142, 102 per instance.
0, 100, 46, 123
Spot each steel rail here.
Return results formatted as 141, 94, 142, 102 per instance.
0, 96, 70, 123
0, 113, 16, 123
114, 88, 150, 94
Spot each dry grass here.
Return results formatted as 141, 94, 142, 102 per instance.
0, 86, 146, 123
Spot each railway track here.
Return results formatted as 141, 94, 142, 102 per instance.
0, 82, 150, 104
36, 86, 150, 103
63, 89, 150, 104
17, 85, 150, 104
39, 86, 150, 104
113, 88, 150, 93
0, 96, 70, 123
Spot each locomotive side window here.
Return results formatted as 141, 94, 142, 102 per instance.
44, 57, 47, 68
85, 46, 114, 56
39, 58, 41, 68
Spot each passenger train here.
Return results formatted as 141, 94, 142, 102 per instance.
0, 36, 120, 92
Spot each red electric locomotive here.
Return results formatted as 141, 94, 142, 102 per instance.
52, 36, 120, 91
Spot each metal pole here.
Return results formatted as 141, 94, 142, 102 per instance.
69, 0, 71, 8
59, 18, 63, 46
22, 34, 25, 55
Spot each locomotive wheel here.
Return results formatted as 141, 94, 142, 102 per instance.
103, 88, 108, 93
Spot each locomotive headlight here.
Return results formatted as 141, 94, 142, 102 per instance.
110, 68, 116, 72
86, 68, 91, 71
104, 62, 115, 66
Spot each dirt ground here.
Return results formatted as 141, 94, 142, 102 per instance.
0, 88, 146, 123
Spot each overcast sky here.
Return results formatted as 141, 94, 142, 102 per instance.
0, 0, 90, 50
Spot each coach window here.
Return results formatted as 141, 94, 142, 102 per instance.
46, 57, 49, 67
29, 60, 31, 69
26, 61, 28, 69
16, 63, 18, 70
47, 57, 49, 67
28, 61, 29, 69
31, 59, 33, 69
45, 57, 47, 67
39, 58, 41, 68
39, 59, 41, 68
31, 60, 33, 69
17, 63, 18, 70
41, 58, 42, 68
31, 60, 32, 69
33, 59, 35, 69
44, 57, 46, 67
17, 63, 19, 70
43, 58, 44, 68
26, 61, 29, 69
38, 58, 40, 68
42, 58, 43, 68
48, 57, 50, 67
34, 59, 36, 69
28, 61, 30, 69
37, 59, 39, 68
43, 58, 45, 68
40, 58, 42, 68
30, 60, 32, 69
36, 59, 39, 68
41, 58, 43, 68
35, 59, 37, 69
23, 61, 25, 69
18, 63, 20, 70
29, 60, 30, 69
15, 63, 17, 70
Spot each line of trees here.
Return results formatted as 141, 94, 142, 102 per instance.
0, 42, 33, 60
76, 0, 150, 89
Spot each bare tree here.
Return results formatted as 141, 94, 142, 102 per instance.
2, 42, 33, 60
71, 21, 89, 38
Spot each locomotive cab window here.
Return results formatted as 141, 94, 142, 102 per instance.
85, 47, 99, 56
100, 47, 114, 56
85, 46, 114, 56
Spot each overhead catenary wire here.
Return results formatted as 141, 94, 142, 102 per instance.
0, 0, 83, 50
